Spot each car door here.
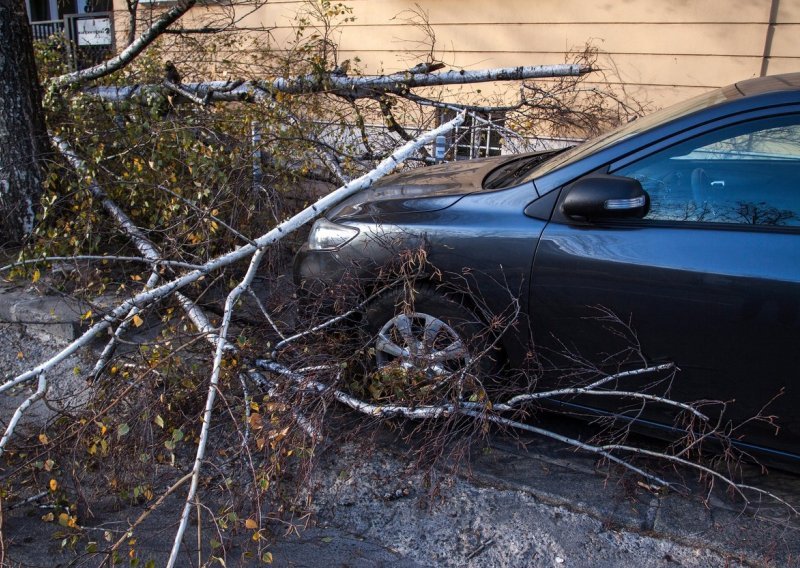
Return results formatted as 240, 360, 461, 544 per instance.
529, 113, 800, 458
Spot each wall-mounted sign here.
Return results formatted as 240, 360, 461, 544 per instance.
77, 17, 111, 46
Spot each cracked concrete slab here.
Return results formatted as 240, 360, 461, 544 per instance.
0, 284, 92, 342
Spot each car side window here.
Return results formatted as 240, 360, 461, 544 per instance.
612, 115, 800, 227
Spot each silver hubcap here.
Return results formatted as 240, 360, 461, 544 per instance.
374, 312, 471, 380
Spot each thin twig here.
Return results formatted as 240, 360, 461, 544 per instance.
107, 473, 193, 556
0, 256, 202, 273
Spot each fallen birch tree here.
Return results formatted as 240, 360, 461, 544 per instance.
0, 113, 466, 407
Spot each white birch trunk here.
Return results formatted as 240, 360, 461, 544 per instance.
85, 65, 590, 102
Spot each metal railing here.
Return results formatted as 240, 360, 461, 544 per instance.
31, 19, 65, 40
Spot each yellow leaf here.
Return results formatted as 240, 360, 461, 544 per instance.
268, 426, 290, 441
32, 268, 40, 283
58, 512, 69, 526
131, 274, 142, 282
49, 479, 58, 492
16, 351, 23, 360
245, 518, 258, 529
81, 309, 93, 321
42, 512, 55, 522
38, 433, 49, 444
132, 314, 144, 327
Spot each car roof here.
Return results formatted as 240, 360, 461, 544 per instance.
732, 73, 800, 97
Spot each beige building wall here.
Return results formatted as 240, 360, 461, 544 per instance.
122, 0, 799, 109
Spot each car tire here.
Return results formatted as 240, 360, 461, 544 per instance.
359, 284, 499, 404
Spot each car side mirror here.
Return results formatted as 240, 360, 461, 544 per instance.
562, 174, 650, 220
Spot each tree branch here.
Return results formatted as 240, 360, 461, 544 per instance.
0, 114, 464, 453
52, 135, 230, 368
85, 65, 591, 102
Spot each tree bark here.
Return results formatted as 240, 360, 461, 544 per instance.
0, 0, 49, 244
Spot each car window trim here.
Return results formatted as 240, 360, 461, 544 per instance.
608, 105, 800, 172
587, 217, 800, 235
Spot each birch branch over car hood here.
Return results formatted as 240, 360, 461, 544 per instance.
328, 154, 525, 218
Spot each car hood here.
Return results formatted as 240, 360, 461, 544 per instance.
328, 154, 526, 220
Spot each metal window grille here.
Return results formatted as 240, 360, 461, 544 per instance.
438, 109, 506, 161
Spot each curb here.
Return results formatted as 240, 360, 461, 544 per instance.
0, 284, 92, 343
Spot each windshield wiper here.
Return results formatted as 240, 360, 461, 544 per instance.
485, 149, 568, 189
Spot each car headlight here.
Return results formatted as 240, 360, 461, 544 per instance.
308, 218, 360, 251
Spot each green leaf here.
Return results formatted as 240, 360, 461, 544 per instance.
117, 423, 130, 439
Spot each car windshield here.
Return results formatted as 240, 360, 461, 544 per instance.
517, 87, 731, 183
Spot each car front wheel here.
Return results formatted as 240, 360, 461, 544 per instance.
359, 285, 497, 404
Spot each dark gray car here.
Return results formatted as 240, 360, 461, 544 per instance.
295, 74, 800, 464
